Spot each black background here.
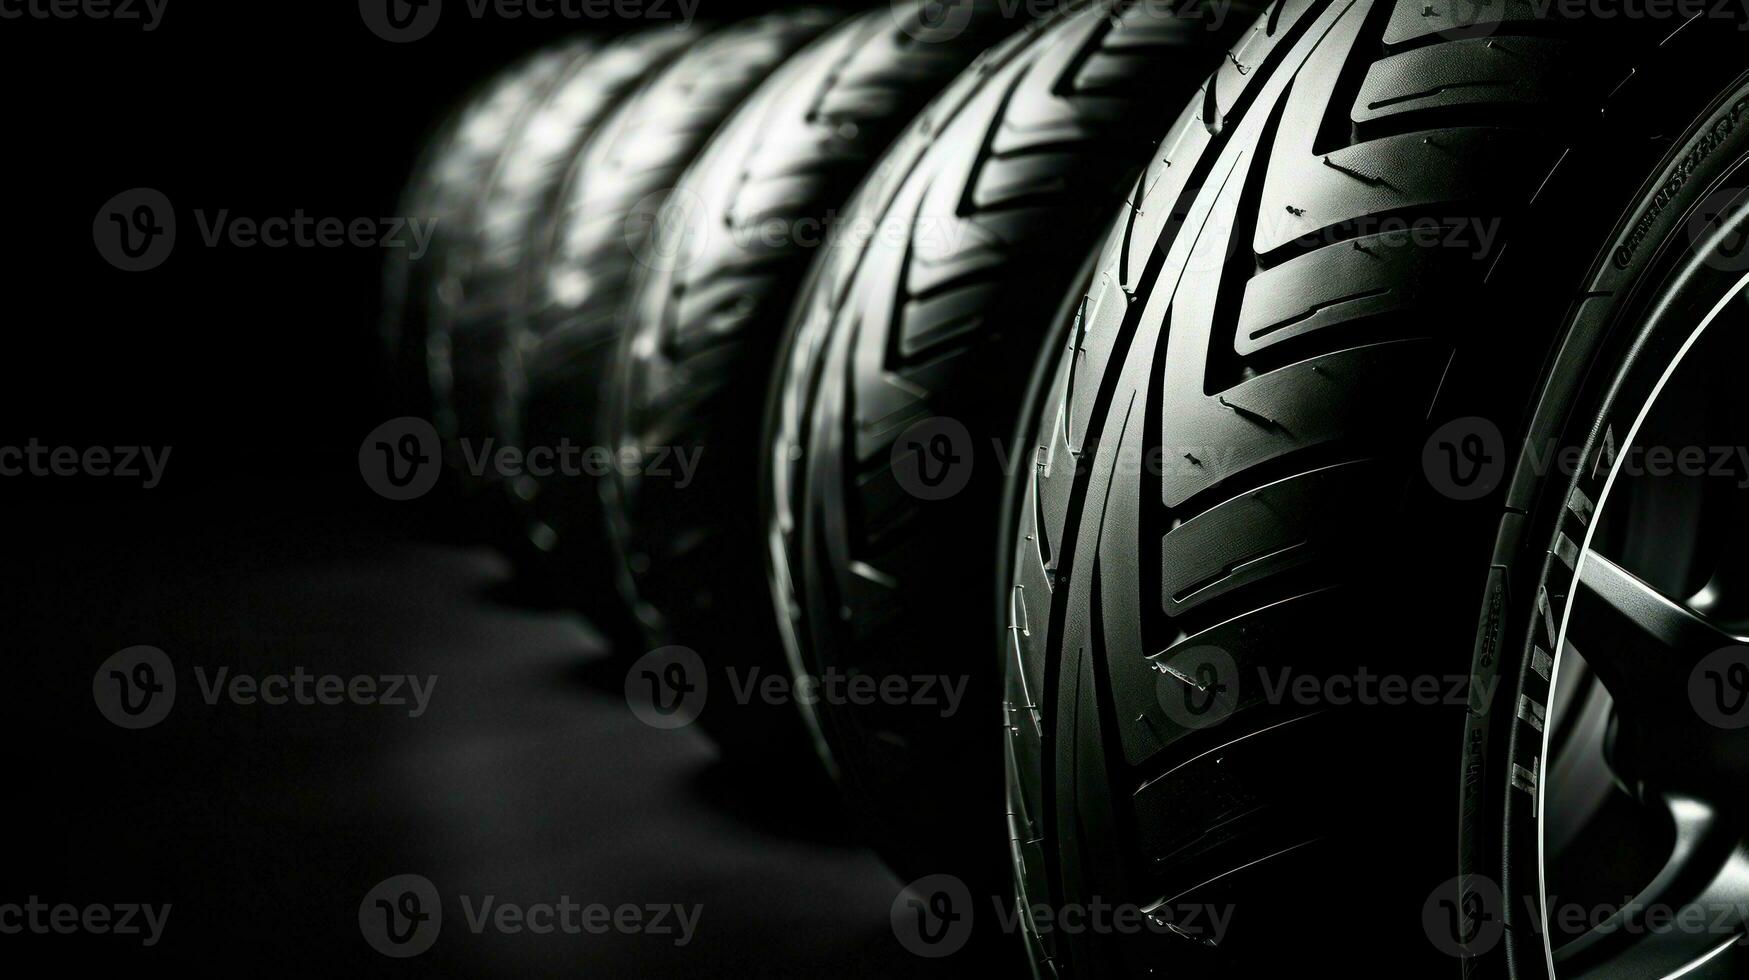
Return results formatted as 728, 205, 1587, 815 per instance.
8, 0, 859, 492
5, 2, 970, 975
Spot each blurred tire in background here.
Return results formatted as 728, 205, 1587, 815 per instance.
514, 9, 846, 644
382, 11, 844, 648
381, 42, 589, 431
600, 0, 1024, 759
426, 29, 698, 564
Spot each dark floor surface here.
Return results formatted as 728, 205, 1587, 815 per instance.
15, 489, 982, 976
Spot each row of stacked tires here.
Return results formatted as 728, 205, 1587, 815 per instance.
383, 2, 1749, 975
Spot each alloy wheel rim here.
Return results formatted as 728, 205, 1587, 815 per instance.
1539, 273, 1749, 979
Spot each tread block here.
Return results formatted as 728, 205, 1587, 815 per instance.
1382, 0, 1568, 49
1354, 36, 1583, 127
1258, 126, 1556, 258
1235, 229, 1442, 356
1159, 460, 1375, 614
1159, 338, 1446, 509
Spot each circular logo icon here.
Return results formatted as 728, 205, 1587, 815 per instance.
1687, 187, 1749, 273
359, 874, 442, 957
93, 645, 176, 730
1435, 0, 1505, 40
891, 874, 973, 958
895, 0, 977, 43
1155, 645, 1240, 730
624, 187, 705, 275
360, 0, 442, 42
93, 188, 176, 272
625, 646, 708, 730
890, 417, 973, 501
1690, 646, 1749, 730
1422, 874, 1504, 958
360, 417, 442, 501
1422, 417, 1506, 501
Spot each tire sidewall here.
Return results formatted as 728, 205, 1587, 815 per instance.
1462, 55, 1749, 979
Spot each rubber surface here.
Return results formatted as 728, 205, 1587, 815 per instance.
601, 1, 1024, 753
1001, 3, 1745, 975
427, 30, 697, 492
762, 0, 1252, 884
514, 8, 844, 628
380, 43, 588, 422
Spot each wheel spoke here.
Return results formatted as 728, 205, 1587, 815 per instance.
1554, 798, 1749, 980
1568, 551, 1745, 721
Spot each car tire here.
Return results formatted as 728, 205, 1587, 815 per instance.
762, 0, 1252, 885
1000, 5, 1749, 976
380, 42, 586, 427
600, 0, 1024, 755
424, 29, 697, 516
514, 8, 844, 641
